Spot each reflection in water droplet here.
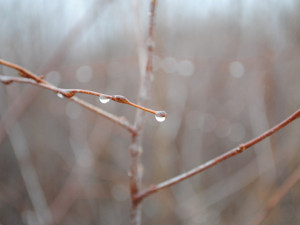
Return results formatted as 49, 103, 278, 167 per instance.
155, 115, 166, 122
57, 93, 64, 99
99, 96, 110, 104
155, 111, 167, 122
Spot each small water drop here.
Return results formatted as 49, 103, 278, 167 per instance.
155, 115, 166, 122
155, 111, 167, 122
57, 93, 64, 99
99, 96, 110, 104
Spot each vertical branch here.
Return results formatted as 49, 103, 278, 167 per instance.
4, 122, 53, 224
129, 1, 157, 225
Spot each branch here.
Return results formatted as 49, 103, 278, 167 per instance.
0, 59, 167, 134
0, 0, 105, 146
0, 59, 44, 83
135, 108, 300, 201
129, 0, 158, 224
0, 75, 166, 118
0, 74, 136, 134
247, 166, 300, 225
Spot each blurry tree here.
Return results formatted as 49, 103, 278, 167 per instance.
1, 0, 300, 225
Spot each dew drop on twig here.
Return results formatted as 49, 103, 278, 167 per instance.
155, 115, 166, 122
155, 111, 167, 122
57, 93, 64, 99
99, 96, 110, 104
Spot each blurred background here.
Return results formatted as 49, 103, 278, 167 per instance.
1, 0, 300, 224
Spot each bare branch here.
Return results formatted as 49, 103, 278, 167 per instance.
0, 74, 136, 134
0, 57, 167, 135
0, 59, 44, 83
0, 75, 166, 118
135, 108, 300, 201
70, 96, 136, 134
247, 166, 300, 225
129, 0, 158, 224
0, 0, 112, 146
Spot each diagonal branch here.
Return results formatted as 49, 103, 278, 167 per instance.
247, 165, 300, 225
0, 74, 136, 134
0, 58, 167, 135
135, 108, 300, 201
0, 0, 110, 146
0, 75, 166, 118
0, 59, 44, 82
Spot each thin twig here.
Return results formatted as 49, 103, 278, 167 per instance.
0, 74, 136, 134
0, 75, 166, 118
0, 59, 44, 83
0, 59, 165, 116
0, 58, 166, 134
0, 0, 109, 146
135, 108, 300, 201
247, 166, 300, 225
70, 96, 136, 134
129, 0, 158, 224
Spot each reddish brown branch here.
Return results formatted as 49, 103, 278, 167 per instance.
0, 75, 136, 134
0, 73, 166, 118
0, 59, 44, 83
0, 57, 167, 135
135, 108, 300, 202
247, 166, 300, 225
0, 0, 107, 146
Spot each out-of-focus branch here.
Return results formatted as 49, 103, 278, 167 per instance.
47, 110, 116, 225
247, 166, 300, 225
135, 108, 300, 201
5, 122, 53, 224
129, 0, 158, 224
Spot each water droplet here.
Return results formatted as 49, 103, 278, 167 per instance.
57, 93, 64, 99
99, 96, 110, 104
155, 111, 167, 122
155, 115, 166, 122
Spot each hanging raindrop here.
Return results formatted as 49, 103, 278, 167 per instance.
99, 96, 110, 104
57, 93, 64, 99
155, 111, 167, 122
